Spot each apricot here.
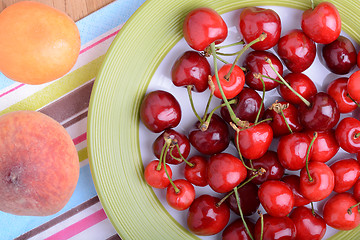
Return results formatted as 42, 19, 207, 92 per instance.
0, 111, 79, 216
0, 1, 81, 85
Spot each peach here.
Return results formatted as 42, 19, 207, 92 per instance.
0, 111, 79, 216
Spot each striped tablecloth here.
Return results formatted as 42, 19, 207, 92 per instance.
0, 1, 146, 239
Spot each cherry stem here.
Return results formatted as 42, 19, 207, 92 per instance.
169, 146, 183, 162
270, 101, 293, 134
258, 210, 264, 240
202, 76, 215, 122
215, 55, 230, 64
215, 40, 245, 49
346, 93, 360, 108
162, 144, 180, 193
306, 132, 318, 182
233, 129, 258, 172
234, 187, 255, 240
265, 57, 311, 107
259, 74, 284, 85
348, 202, 360, 215
310, 202, 316, 216
355, 132, 360, 139
253, 74, 266, 124
173, 140, 194, 167
187, 85, 204, 124
201, 99, 237, 131
156, 139, 169, 170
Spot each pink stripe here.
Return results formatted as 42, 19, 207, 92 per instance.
44, 209, 107, 240
0, 83, 25, 98
72, 132, 87, 145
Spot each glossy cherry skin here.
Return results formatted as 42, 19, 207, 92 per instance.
327, 77, 357, 113
140, 90, 181, 133
277, 132, 312, 171
222, 218, 255, 240
166, 179, 195, 211
221, 87, 265, 123
289, 206, 326, 240
239, 7, 281, 51
226, 182, 260, 216
322, 36, 357, 75
335, 117, 360, 153
189, 114, 230, 155
301, 2, 341, 44
211, 64, 245, 99
171, 51, 211, 92
254, 214, 296, 240
144, 160, 172, 189
277, 29, 316, 73
207, 153, 247, 193
184, 155, 208, 187
264, 102, 303, 137
152, 129, 190, 165
187, 194, 230, 236
183, 7, 227, 51
300, 161, 334, 202
305, 130, 339, 163
330, 159, 360, 193
246, 151, 285, 184
323, 192, 360, 230
282, 175, 311, 207
298, 92, 340, 131
347, 70, 360, 102
244, 50, 283, 91
258, 180, 294, 217
278, 73, 317, 105
353, 178, 360, 202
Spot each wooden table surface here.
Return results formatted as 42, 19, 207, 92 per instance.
0, 0, 115, 21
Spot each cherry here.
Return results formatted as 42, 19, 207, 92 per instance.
171, 51, 211, 92
347, 70, 360, 102
330, 158, 360, 193
166, 179, 195, 211
144, 160, 172, 189
300, 161, 334, 202
289, 206, 326, 240
278, 73, 317, 105
152, 129, 190, 165
183, 7, 227, 51
222, 218, 255, 240
239, 7, 281, 51
301, 2, 341, 44
298, 92, 340, 131
254, 214, 296, 240
277, 132, 312, 171
277, 29, 316, 73
243, 50, 283, 91
305, 130, 339, 163
258, 180, 294, 217
184, 155, 208, 187
322, 36, 357, 75
207, 153, 247, 193
327, 77, 357, 113
189, 113, 230, 155
282, 175, 311, 207
140, 90, 181, 133
220, 87, 265, 123
226, 182, 260, 216
323, 192, 360, 230
335, 117, 360, 153
353, 178, 360, 202
246, 151, 285, 184
187, 194, 230, 236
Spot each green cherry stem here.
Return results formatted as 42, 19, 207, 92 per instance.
306, 132, 318, 182
216, 40, 245, 49
270, 101, 293, 134
310, 202, 316, 216
253, 73, 266, 124
156, 136, 171, 170
346, 93, 360, 108
216, 55, 230, 64
202, 76, 215, 122
173, 139, 194, 167
259, 74, 284, 85
187, 85, 204, 124
234, 187, 255, 240
258, 210, 264, 240
348, 202, 360, 215
162, 143, 180, 193
201, 99, 237, 131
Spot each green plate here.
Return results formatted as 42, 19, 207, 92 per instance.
88, 0, 360, 239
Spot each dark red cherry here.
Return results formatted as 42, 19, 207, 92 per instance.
226, 182, 260, 216
330, 158, 360, 193
277, 29, 316, 73
305, 130, 339, 163
282, 175, 311, 207
335, 117, 360, 153
184, 155, 208, 187
327, 77, 357, 113
222, 218, 255, 240
254, 214, 296, 240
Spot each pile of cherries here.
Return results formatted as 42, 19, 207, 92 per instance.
140, 2, 360, 239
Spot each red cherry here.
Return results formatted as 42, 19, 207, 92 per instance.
282, 175, 311, 207
226, 182, 260, 216
184, 155, 208, 187
358, 51, 360, 68
166, 179, 195, 211
183, 7, 228, 51
236, 122, 273, 160
244, 50, 283, 91
144, 160, 172, 189
300, 161, 334, 202
327, 77, 357, 113
305, 130, 339, 163
258, 180, 294, 217
140, 90, 181, 133
301, 2, 341, 44
278, 73, 317, 105
187, 194, 230, 236
171, 51, 211, 92
222, 218, 255, 240
323, 192, 360, 230
207, 153, 247, 193
289, 206, 326, 240
335, 117, 360, 153
239, 7, 281, 51
353, 178, 360, 202
347, 70, 360, 102
330, 158, 360, 193
211, 63, 245, 99
277, 29, 316, 73
254, 214, 296, 240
